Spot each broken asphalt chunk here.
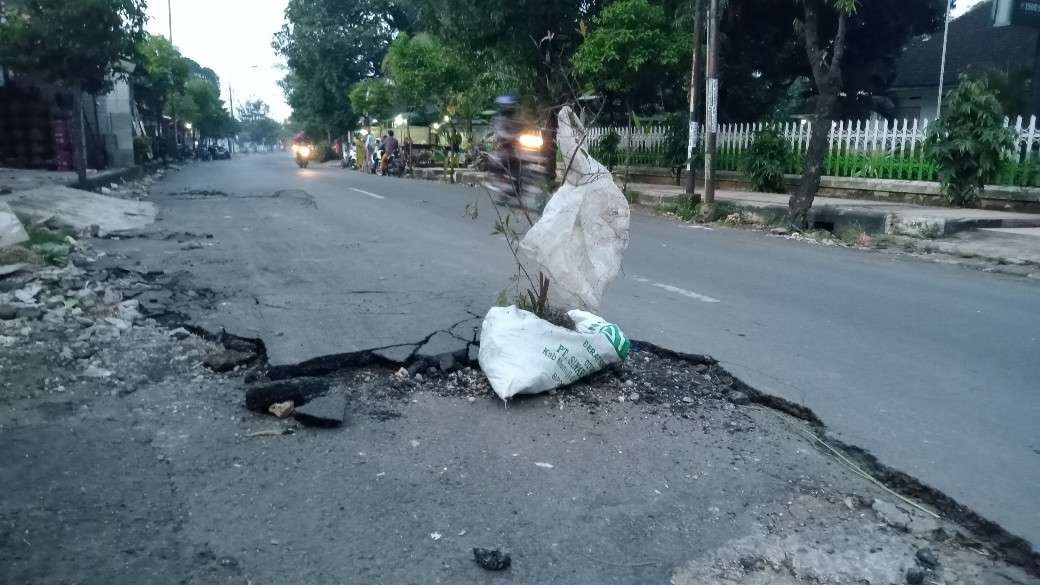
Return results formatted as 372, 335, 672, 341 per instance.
292, 393, 347, 428
245, 378, 330, 412
915, 548, 939, 569
267, 401, 294, 418
472, 548, 511, 571
204, 349, 255, 373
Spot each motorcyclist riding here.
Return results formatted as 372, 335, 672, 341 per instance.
487, 94, 546, 206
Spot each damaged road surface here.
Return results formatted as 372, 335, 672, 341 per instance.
93, 157, 1040, 553
85, 154, 1040, 560
94, 158, 493, 368
2, 268, 1038, 584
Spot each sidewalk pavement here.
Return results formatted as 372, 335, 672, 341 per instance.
628, 182, 1040, 267
1, 165, 149, 195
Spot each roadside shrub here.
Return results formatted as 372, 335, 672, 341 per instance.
739, 125, 790, 193
599, 130, 621, 171
662, 113, 691, 185
133, 135, 152, 165
925, 75, 1015, 207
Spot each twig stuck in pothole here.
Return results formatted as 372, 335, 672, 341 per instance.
797, 427, 940, 520
244, 428, 294, 438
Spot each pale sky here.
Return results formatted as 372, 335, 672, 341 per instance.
146, 0, 291, 121
146, 0, 989, 124
952, 0, 987, 17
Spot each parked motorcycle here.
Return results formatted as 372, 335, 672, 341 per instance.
381, 150, 405, 177
211, 144, 231, 160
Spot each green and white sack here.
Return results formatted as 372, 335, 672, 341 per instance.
478, 305, 630, 400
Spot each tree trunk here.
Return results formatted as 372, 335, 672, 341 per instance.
71, 86, 88, 184
788, 0, 848, 228
622, 109, 634, 196
788, 92, 837, 227
544, 107, 559, 189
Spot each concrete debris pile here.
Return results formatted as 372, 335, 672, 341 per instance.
93, 172, 161, 202
0, 240, 224, 399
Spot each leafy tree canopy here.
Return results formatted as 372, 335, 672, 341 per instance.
349, 78, 394, 123
274, 0, 413, 136
132, 34, 190, 115
181, 79, 235, 139
0, 0, 146, 94
573, 0, 686, 106
383, 32, 466, 114
237, 100, 283, 145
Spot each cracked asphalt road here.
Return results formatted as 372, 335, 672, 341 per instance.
98, 153, 1040, 549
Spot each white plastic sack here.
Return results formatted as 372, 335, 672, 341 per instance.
519, 106, 630, 310
478, 305, 630, 400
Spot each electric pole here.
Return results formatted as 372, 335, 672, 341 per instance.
935, 0, 952, 117
684, 0, 705, 196
167, 0, 173, 43
228, 85, 235, 154
702, 0, 720, 218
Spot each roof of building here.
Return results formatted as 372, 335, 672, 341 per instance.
892, 0, 1037, 89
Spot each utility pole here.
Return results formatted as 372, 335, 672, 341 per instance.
684, 0, 705, 195
702, 0, 720, 218
228, 85, 235, 155
167, 0, 173, 43
935, 0, 952, 118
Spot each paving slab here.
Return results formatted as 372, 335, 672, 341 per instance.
1, 186, 157, 232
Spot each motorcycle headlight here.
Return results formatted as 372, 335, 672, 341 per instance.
517, 133, 544, 152
298, 146, 311, 158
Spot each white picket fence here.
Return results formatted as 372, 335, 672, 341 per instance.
587, 115, 1040, 183
587, 115, 1040, 159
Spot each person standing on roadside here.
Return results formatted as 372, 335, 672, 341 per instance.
363, 132, 378, 173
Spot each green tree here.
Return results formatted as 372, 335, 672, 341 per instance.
925, 75, 1015, 208
786, 0, 856, 228
416, 0, 605, 171
380, 32, 510, 141
0, 0, 146, 181
131, 34, 190, 138
349, 78, 394, 124
237, 100, 283, 146
573, 0, 686, 110
273, 0, 411, 139
963, 67, 1031, 118
181, 79, 234, 141
383, 32, 465, 114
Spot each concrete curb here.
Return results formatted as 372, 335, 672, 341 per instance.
629, 187, 1040, 237
70, 165, 150, 191
410, 167, 486, 186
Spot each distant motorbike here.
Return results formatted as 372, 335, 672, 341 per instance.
370, 147, 383, 174
292, 143, 313, 168
485, 131, 548, 209
341, 147, 357, 169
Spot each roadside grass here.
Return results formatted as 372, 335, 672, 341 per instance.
21, 223, 76, 265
